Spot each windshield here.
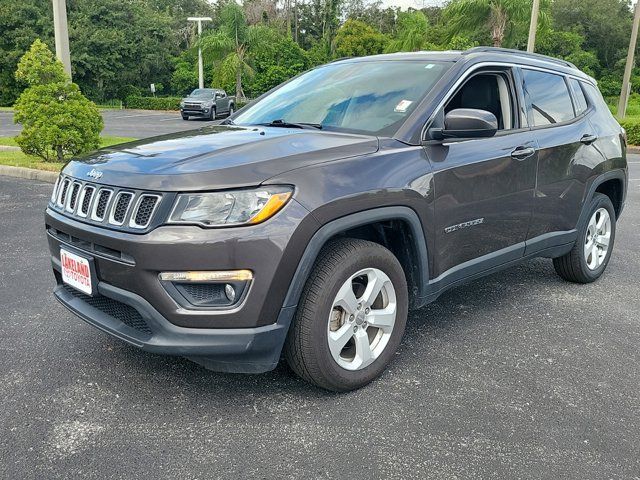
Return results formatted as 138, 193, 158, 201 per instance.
234, 60, 450, 135
189, 89, 215, 98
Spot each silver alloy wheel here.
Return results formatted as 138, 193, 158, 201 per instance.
229, 106, 234, 115
584, 207, 611, 270
327, 268, 397, 371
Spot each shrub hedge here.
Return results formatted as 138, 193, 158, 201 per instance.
124, 96, 181, 110
619, 117, 640, 145
124, 96, 248, 112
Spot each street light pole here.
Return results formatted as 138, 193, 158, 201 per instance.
187, 17, 212, 90
52, 0, 72, 79
618, 1, 640, 119
527, 0, 541, 53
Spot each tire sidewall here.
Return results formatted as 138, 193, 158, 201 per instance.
576, 193, 616, 280
304, 243, 408, 390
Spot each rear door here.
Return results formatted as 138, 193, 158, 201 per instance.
423, 66, 537, 280
520, 68, 605, 251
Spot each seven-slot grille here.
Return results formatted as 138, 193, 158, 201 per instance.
51, 175, 162, 230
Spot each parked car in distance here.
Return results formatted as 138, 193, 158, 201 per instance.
46, 47, 627, 392
180, 88, 235, 120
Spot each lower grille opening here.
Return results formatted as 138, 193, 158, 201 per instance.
61, 284, 152, 335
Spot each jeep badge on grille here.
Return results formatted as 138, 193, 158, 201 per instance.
87, 169, 103, 180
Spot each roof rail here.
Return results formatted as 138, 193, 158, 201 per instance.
463, 47, 577, 69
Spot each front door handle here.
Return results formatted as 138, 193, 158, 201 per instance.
511, 146, 536, 160
581, 134, 598, 145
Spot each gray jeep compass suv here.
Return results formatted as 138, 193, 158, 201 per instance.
46, 48, 628, 391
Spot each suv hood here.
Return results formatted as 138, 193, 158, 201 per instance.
63, 125, 379, 191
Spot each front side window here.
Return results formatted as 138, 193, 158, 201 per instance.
444, 71, 516, 130
522, 69, 575, 126
233, 60, 451, 135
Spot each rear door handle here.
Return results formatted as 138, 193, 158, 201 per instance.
581, 134, 598, 145
511, 146, 536, 160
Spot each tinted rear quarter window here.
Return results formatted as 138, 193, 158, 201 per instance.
522, 69, 575, 126
568, 78, 589, 115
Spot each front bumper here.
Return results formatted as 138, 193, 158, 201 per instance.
180, 107, 211, 117
45, 200, 319, 371
53, 275, 295, 373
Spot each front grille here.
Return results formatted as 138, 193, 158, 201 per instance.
78, 186, 95, 217
58, 179, 70, 206
50, 174, 163, 232
131, 195, 159, 228
93, 189, 112, 220
62, 284, 152, 335
110, 192, 133, 224
67, 182, 81, 212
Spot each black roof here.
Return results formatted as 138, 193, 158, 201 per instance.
332, 47, 593, 81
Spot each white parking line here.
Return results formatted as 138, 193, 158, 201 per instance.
112, 113, 170, 119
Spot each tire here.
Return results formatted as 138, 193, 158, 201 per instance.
209, 107, 216, 120
181, 114, 189, 120
553, 192, 616, 283
228, 105, 234, 117
284, 238, 408, 391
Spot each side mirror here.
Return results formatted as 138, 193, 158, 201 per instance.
438, 108, 498, 139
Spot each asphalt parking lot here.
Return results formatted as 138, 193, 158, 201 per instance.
0, 109, 219, 139
1, 162, 639, 479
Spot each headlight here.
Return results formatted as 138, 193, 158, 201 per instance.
168, 186, 293, 227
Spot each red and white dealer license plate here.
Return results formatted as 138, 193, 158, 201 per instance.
60, 248, 93, 295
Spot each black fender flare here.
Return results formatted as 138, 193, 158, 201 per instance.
279, 206, 430, 322
577, 169, 627, 228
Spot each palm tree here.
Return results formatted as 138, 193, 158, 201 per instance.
446, 0, 536, 48
201, 3, 261, 100
385, 11, 430, 53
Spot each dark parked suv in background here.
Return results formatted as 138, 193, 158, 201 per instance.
46, 47, 627, 391
180, 88, 235, 120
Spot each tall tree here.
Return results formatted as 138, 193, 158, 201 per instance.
333, 19, 387, 57
385, 11, 429, 52
201, 3, 261, 100
552, 0, 632, 71
445, 0, 533, 47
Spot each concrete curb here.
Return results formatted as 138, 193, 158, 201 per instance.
0, 165, 58, 183
627, 146, 640, 154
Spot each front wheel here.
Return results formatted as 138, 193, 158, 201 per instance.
553, 192, 616, 283
181, 114, 189, 120
228, 105, 234, 117
284, 238, 408, 391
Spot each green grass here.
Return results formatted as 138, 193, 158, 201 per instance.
0, 135, 136, 172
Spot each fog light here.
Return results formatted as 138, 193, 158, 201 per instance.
159, 270, 253, 282
225, 284, 236, 303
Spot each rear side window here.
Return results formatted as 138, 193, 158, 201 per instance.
569, 78, 589, 115
522, 69, 575, 126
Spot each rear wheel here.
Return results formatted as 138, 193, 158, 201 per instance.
553, 192, 616, 283
284, 238, 408, 391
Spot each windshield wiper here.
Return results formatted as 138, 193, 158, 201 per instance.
259, 119, 323, 130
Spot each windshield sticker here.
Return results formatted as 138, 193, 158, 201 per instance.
394, 100, 413, 113
425, 64, 435, 69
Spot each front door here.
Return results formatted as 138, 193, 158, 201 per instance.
423, 67, 537, 281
